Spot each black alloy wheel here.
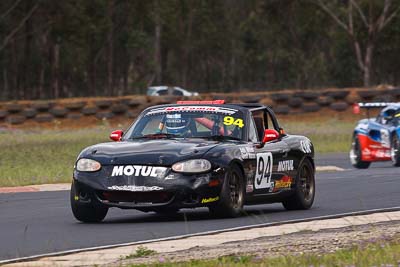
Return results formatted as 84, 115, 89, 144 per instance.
282, 158, 315, 210
209, 164, 245, 217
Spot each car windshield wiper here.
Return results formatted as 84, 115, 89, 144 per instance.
197, 135, 241, 141
129, 133, 180, 139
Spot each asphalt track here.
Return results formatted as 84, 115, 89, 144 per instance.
1, 153, 399, 261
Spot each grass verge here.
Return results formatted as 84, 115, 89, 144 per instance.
130, 240, 400, 267
0, 128, 110, 186
0, 117, 355, 187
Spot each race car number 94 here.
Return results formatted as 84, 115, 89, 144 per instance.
254, 152, 273, 189
223, 116, 244, 128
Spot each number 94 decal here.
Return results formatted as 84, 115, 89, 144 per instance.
254, 152, 273, 189
223, 116, 244, 128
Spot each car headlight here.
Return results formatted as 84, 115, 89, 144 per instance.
172, 159, 211, 173
76, 158, 101, 172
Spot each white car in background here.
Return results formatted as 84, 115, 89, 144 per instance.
147, 86, 199, 97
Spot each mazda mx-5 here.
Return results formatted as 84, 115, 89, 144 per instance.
71, 100, 315, 222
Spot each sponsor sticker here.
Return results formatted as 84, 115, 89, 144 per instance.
240, 146, 256, 159
201, 196, 219, 203
239, 147, 249, 159
300, 140, 312, 153
273, 176, 292, 192
269, 181, 275, 192
146, 106, 238, 116
107, 185, 163, 192
246, 184, 254, 193
111, 165, 167, 178
380, 129, 390, 148
166, 114, 181, 119
277, 160, 294, 172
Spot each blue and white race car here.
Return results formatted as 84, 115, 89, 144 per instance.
350, 102, 400, 168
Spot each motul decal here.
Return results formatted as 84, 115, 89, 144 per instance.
111, 165, 167, 177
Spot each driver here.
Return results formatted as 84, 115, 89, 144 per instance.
164, 113, 191, 136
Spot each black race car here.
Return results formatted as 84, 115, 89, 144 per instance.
71, 100, 315, 222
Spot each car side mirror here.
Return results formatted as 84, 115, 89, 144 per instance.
110, 130, 123, 141
262, 129, 280, 143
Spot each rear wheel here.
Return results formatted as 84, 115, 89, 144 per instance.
282, 158, 315, 210
391, 135, 400, 167
70, 182, 108, 223
209, 164, 245, 217
350, 135, 371, 169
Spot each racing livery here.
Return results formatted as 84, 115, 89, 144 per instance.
71, 100, 315, 222
350, 102, 400, 168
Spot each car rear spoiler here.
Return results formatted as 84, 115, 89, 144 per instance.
353, 102, 399, 117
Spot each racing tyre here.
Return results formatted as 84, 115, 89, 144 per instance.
391, 135, 400, 167
209, 164, 245, 218
350, 135, 371, 169
70, 182, 108, 223
282, 158, 315, 210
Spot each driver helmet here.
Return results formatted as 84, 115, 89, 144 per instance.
165, 113, 190, 135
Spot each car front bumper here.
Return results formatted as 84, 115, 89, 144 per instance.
72, 168, 225, 211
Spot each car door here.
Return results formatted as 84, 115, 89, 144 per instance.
370, 110, 391, 147
250, 110, 290, 195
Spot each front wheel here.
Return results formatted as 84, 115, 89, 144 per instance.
70, 182, 108, 223
282, 158, 315, 210
209, 164, 245, 218
391, 135, 400, 167
350, 135, 371, 169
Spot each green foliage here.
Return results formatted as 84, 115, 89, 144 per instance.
128, 240, 400, 266
1, 0, 400, 100
124, 246, 156, 259
0, 127, 110, 186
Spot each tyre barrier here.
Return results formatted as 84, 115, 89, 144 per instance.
95, 112, 114, 120
0, 87, 396, 127
35, 114, 54, 123
6, 115, 26, 125
316, 96, 334, 106
240, 95, 264, 103
372, 94, 394, 102
330, 102, 349, 112
357, 90, 380, 100
67, 113, 83, 120
274, 105, 290, 114
294, 91, 320, 101
302, 103, 321, 113
270, 93, 289, 103
126, 111, 137, 118
22, 108, 37, 118
110, 104, 128, 114
5, 103, 23, 113
64, 101, 87, 111
49, 107, 68, 118
94, 100, 113, 109
287, 97, 303, 108
32, 101, 54, 112
0, 110, 8, 119
324, 90, 350, 100
81, 106, 98, 115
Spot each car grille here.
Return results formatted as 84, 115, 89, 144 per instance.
98, 190, 174, 204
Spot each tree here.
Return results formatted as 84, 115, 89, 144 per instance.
315, 0, 400, 87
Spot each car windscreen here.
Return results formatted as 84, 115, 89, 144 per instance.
124, 106, 245, 140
